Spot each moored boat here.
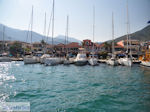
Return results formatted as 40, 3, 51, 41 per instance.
0, 26, 11, 62
74, 48, 87, 66
107, 58, 118, 66
88, 57, 98, 66
120, 2, 133, 67
63, 15, 71, 66
88, 6, 98, 66
139, 45, 150, 67
118, 58, 123, 65
106, 13, 118, 66
40, 54, 51, 64
44, 57, 60, 66
0, 56, 11, 62
44, 0, 60, 66
24, 56, 39, 64
141, 61, 150, 67
121, 57, 132, 66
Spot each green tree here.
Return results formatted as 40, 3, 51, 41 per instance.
9, 42, 23, 57
24, 47, 31, 53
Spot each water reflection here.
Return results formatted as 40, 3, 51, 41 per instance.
0, 62, 16, 102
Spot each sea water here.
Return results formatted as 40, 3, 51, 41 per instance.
0, 61, 150, 112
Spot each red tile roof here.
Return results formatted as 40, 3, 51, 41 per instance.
98, 43, 105, 48
114, 45, 124, 48
66, 42, 81, 48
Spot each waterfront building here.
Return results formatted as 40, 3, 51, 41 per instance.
66, 42, 81, 54
32, 42, 43, 52
117, 39, 140, 58
82, 39, 93, 52
54, 43, 65, 52
52, 42, 81, 56
82, 39, 103, 53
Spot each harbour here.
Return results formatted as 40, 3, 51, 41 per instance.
0, 61, 150, 112
0, 0, 150, 111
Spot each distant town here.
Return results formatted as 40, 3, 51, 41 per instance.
0, 38, 150, 60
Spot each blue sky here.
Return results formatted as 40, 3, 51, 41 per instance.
0, 0, 149, 42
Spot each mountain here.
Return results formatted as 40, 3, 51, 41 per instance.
115, 25, 150, 42
54, 35, 81, 44
0, 24, 81, 44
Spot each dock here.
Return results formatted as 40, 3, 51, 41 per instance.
11, 58, 23, 61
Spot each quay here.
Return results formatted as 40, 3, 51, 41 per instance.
11, 58, 23, 61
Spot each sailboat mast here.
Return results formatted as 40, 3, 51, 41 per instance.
52, 0, 55, 47
43, 12, 47, 53
66, 15, 69, 54
112, 12, 115, 57
127, 1, 132, 58
92, 6, 95, 58
2, 26, 5, 53
46, 7, 53, 43
43, 12, 46, 41
26, 21, 30, 43
31, 5, 33, 44
126, 1, 129, 56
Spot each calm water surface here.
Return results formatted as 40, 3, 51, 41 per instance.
0, 61, 150, 112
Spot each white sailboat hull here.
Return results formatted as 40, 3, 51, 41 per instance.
40, 58, 45, 64
88, 58, 98, 66
141, 61, 150, 67
24, 56, 39, 64
0, 57, 11, 62
63, 60, 71, 65
122, 58, 132, 66
59, 58, 65, 64
44, 57, 60, 66
107, 59, 118, 66
118, 58, 124, 65
40, 54, 51, 64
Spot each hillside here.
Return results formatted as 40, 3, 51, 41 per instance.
0, 24, 81, 44
115, 25, 150, 42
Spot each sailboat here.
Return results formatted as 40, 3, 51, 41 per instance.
0, 26, 11, 62
40, 12, 51, 64
139, 44, 150, 67
24, 6, 39, 64
106, 13, 118, 66
44, 0, 60, 66
64, 15, 71, 65
139, 21, 150, 67
88, 6, 98, 66
120, 1, 132, 66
